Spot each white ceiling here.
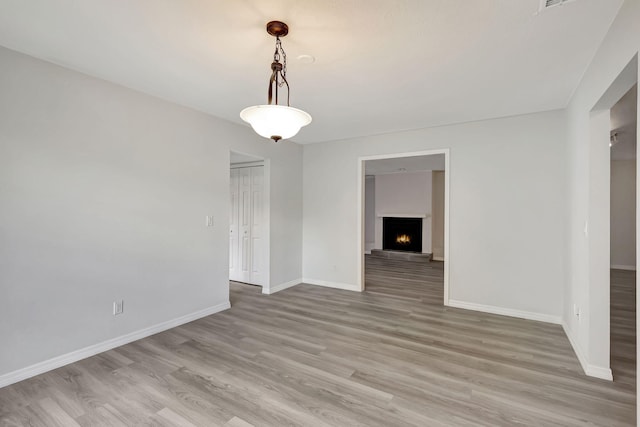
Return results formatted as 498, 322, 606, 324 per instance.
0, 0, 624, 144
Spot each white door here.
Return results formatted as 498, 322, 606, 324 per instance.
250, 167, 264, 285
229, 165, 265, 286
238, 168, 252, 283
229, 169, 240, 280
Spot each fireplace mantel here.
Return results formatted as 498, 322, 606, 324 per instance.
377, 213, 431, 218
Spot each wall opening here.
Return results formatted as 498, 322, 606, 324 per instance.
229, 151, 269, 293
358, 149, 450, 303
610, 84, 637, 386
586, 54, 638, 381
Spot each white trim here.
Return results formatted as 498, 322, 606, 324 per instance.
443, 151, 450, 306
357, 157, 365, 291
303, 278, 361, 292
585, 365, 614, 381
357, 150, 449, 162
230, 161, 265, 169
357, 148, 450, 302
448, 299, 562, 324
263, 158, 272, 292
263, 278, 301, 294
610, 264, 636, 271
432, 256, 444, 261
0, 301, 231, 389
376, 213, 431, 218
562, 322, 613, 381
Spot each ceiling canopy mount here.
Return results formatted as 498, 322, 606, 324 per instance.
266, 21, 288, 38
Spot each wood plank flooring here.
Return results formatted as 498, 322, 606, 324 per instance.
0, 257, 636, 426
611, 268, 636, 390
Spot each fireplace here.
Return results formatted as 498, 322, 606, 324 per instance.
383, 217, 422, 253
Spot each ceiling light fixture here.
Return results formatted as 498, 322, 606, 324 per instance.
240, 21, 312, 143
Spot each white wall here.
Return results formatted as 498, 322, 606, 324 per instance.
432, 171, 446, 261
564, 0, 639, 380
303, 109, 566, 321
587, 110, 612, 375
0, 46, 303, 382
364, 176, 376, 253
373, 171, 433, 253
611, 160, 636, 269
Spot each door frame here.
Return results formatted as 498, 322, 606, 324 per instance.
229, 151, 271, 293
356, 148, 450, 305
583, 55, 638, 381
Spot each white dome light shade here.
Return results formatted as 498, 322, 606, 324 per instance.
240, 105, 312, 142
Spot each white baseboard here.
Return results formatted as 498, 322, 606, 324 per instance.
447, 299, 562, 325
263, 278, 301, 294
302, 278, 361, 292
610, 264, 636, 271
584, 364, 614, 380
0, 301, 231, 389
432, 256, 444, 261
562, 322, 613, 381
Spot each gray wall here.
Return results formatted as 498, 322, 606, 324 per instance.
0, 46, 303, 378
611, 159, 636, 269
364, 176, 376, 252
302, 109, 566, 319
432, 171, 445, 261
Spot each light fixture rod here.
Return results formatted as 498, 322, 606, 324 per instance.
267, 35, 290, 107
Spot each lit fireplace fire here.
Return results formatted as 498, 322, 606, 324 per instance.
396, 234, 411, 245
383, 217, 422, 252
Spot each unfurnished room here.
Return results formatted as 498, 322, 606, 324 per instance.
1, 1, 639, 426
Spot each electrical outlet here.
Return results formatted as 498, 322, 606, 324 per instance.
206, 215, 214, 227
113, 300, 124, 316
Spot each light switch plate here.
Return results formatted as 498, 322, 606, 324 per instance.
113, 300, 124, 315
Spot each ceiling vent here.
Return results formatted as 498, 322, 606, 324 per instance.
539, 0, 577, 11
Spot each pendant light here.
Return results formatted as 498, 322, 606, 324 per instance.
240, 21, 312, 143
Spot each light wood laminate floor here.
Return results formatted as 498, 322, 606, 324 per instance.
0, 257, 635, 426
611, 268, 636, 391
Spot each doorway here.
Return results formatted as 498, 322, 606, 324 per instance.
229, 151, 269, 291
357, 149, 450, 304
610, 84, 637, 385
586, 56, 637, 381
